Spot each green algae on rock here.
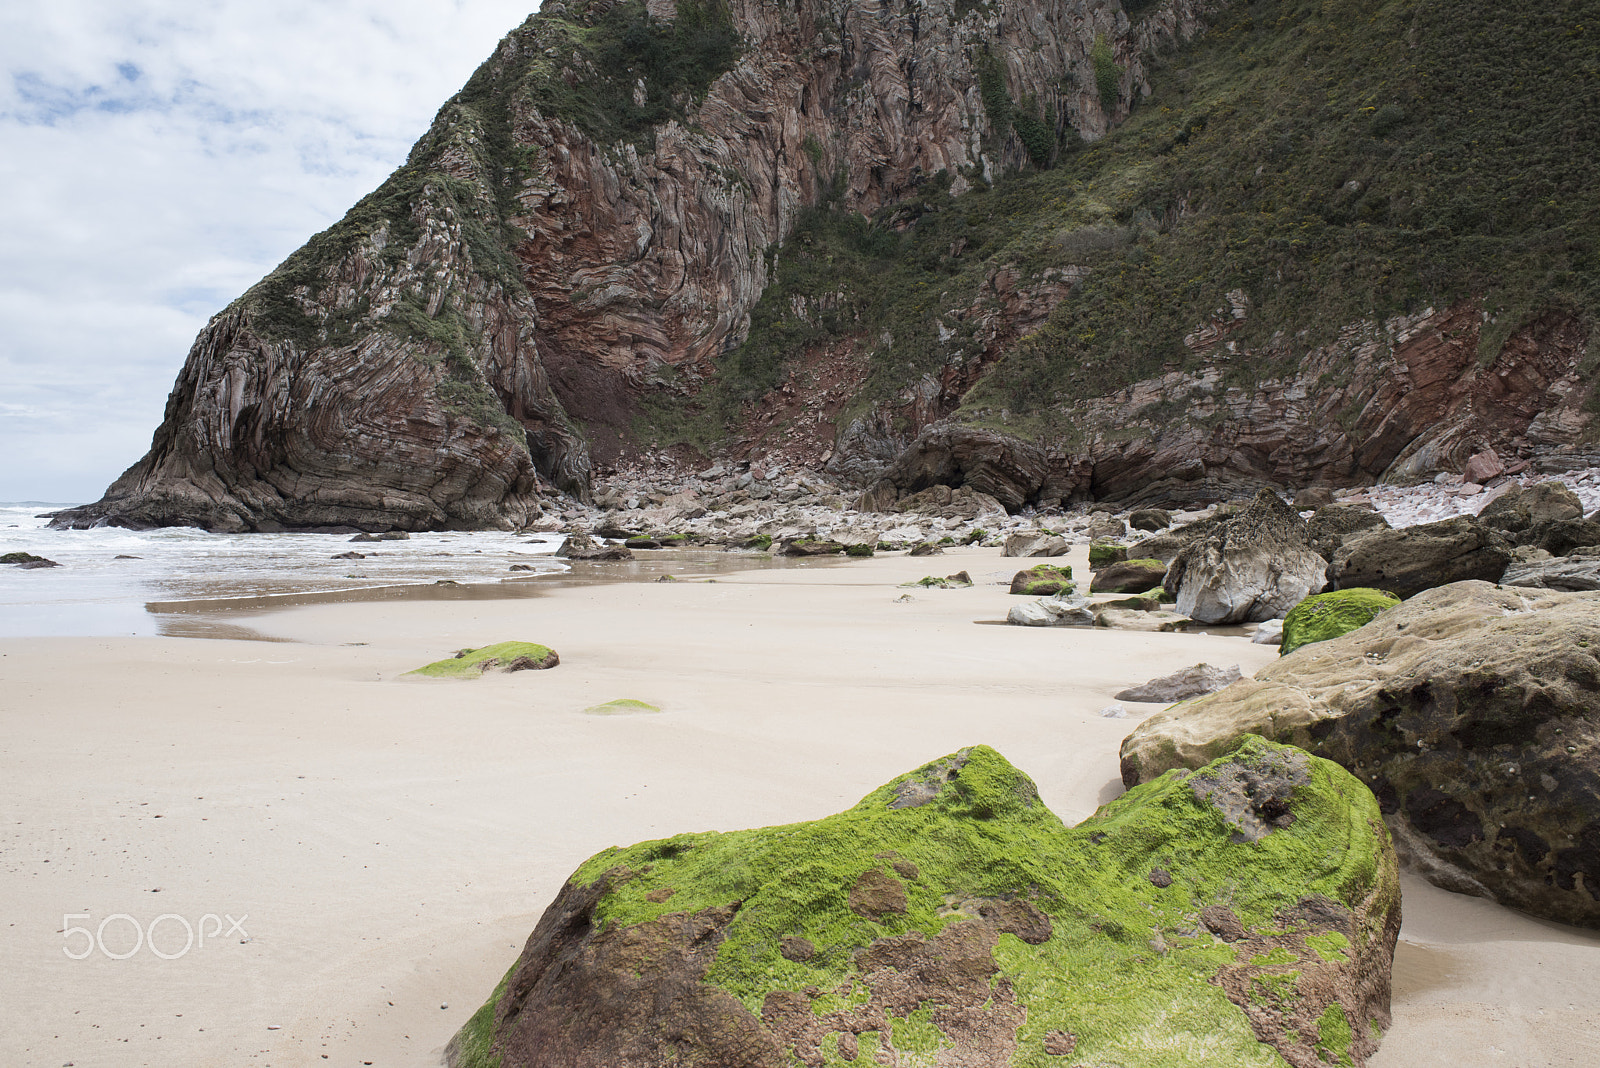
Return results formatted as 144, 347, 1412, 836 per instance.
902, 572, 974, 589
408, 642, 559, 678
1088, 542, 1129, 570
1119, 581, 1600, 927
1008, 563, 1074, 596
1280, 589, 1400, 656
582, 698, 662, 716
449, 740, 1398, 1068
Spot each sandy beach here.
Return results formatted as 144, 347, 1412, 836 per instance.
3, 545, 1598, 1067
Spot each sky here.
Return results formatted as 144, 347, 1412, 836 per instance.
0, 1, 543, 504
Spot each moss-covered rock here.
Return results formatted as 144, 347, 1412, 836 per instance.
1088, 542, 1128, 570
1, 551, 49, 564
740, 534, 774, 552
453, 740, 1398, 1068
903, 571, 973, 589
1280, 589, 1400, 656
780, 538, 845, 557
1089, 557, 1168, 594
583, 699, 662, 716
844, 543, 875, 557
408, 642, 559, 677
1008, 563, 1074, 595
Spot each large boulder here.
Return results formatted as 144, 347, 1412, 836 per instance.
1478, 481, 1583, 533
1119, 581, 1600, 927
1305, 505, 1390, 561
1089, 558, 1168, 594
1007, 592, 1095, 627
1279, 589, 1401, 656
1166, 489, 1329, 624
1328, 516, 1510, 598
449, 742, 1399, 1068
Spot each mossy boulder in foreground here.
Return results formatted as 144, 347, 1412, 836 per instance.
407, 642, 559, 677
449, 740, 1398, 1068
1280, 589, 1400, 656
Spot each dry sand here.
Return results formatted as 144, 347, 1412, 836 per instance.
2, 545, 1597, 1067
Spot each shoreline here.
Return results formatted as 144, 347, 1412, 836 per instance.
3, 545, 1598, 1066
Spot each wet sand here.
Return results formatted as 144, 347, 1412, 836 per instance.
2, 545, 1596, 1066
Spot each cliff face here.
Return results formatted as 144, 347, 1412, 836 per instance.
57, 0, 1212, 532
55, 0, 1600, 531
862, 298, 1596, 513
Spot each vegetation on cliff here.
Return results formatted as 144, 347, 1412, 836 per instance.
702, 0, 1600, 447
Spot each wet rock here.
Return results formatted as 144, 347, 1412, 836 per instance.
2, 552, 56, 566
1120, 581, 1600, 927
779, 538, 845, 557
449, 741, 1398, 1068
1116, 663, 1243, 703
1166, 490, 1329, 624
908, 542, 944, 557
1089, 558, 1168, 594
1329, 515, 1510, 599
557, 532, 634, 561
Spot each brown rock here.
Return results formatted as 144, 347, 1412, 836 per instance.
1329, 515, 1510, 598
1089, 559, 1168, 594
1120, 581, 1600, 927
847, 869, 908, 921
1462, 448, 1505, 484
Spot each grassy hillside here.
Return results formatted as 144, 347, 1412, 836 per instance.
701, 0, 1600, 446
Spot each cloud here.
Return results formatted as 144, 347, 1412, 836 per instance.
0, 0, 542, 503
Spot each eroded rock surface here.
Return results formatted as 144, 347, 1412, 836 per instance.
449, 740, 1398, 1068
1120, 581, 1600, 927
1329, 515, 1510, 598
1166, 489, 1329, 624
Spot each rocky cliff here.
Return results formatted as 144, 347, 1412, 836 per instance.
56, 0, 1212, 531
54, 0, 1599, 530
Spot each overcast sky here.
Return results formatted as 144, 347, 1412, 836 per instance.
0, 1, 542, 503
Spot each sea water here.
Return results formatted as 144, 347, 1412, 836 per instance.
0, 504, 568, 638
